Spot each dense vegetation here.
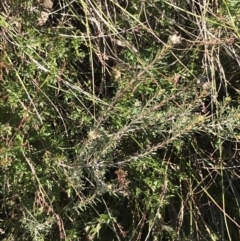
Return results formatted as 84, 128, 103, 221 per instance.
1, 0, 240, 240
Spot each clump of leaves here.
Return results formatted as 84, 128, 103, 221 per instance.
1, 0, 240, 240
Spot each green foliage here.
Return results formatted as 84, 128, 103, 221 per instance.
1, 0, 240, 240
